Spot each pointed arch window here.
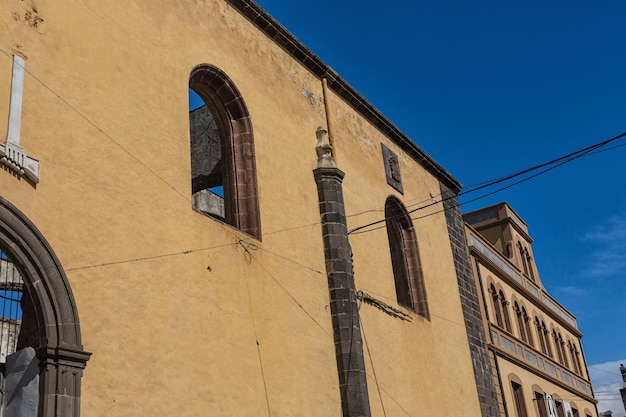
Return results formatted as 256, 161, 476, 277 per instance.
385, 196, 429, 318
189, 64, 261, 240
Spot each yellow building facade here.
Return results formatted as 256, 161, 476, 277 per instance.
0, 0, 499, 416
465, 203, 598, 417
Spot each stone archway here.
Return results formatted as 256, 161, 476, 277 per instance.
0, 197, 90, 417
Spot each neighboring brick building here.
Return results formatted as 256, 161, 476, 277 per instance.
465, 203, 598, 417
0, 0, 498, 416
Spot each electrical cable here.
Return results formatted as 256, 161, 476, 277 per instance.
0, 47, 190, 203
359, 313, 388, 417
348, 130, 626, 235
240, 242, 273, 417
238, 239, 332, 339
65, 242, 237, 271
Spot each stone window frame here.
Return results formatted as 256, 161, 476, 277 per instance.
189, 64, 261, 240
384, 196, 429, 319
0, 196, 90, 417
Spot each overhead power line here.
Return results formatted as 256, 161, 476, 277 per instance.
348, 130, 626, 235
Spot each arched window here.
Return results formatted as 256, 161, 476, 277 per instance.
553, 330, 564, 365
568, 341, 581, 374
490, 284, 504, 328
518, 241, 529, 275
189, 64, 261, 240
543, 322, 553, 358
385, 196, 429, 318
514, 302, 526, 341
514, 302, 532, 345
511, 381, 529, 417
559, 333, 569, 368
0, 197, 89, 417
523, 307, 533, 346
499, 290, 512, 332
535, 317, 548, 355
574, 342, 584, 376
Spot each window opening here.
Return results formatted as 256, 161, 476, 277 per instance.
553, 330, 563, 365
525, 248, 536, 282
385, 196, 429, 318
189, 87, 228, 220
536, 318, 548, 355
559, 333, 568, 368
0, 246, 39, 415
189, 64, 261, 240
515, 302, 526, 341
543, 323, 552, 358
499, 290, 512, 332
0, 249, 23, 363
535, 392, 548, 417
523, 307, 533, 346
512, 382, 529, 417
556, 400, 566, 417
518, 242, 529, 275
490, 284, 504, 328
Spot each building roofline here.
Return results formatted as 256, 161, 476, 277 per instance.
226, 0, 462, 192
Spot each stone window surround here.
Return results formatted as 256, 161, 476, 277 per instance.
384, 195, 429, 319
0, 196, 90, 417
189, 64, 261, 240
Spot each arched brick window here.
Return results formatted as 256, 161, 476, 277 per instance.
0, 197, 90, 417
189, 64, 261, 240
385, 196, 429, 318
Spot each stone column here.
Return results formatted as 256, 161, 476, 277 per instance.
313, 126, 371, 417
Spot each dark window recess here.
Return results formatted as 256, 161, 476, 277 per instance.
385, 196, 429, 318
0, 248, 39, 415
189, 64, 261, 240
381, 143, 403, 194
511, 382, 528, 417
535, 392, 548, 417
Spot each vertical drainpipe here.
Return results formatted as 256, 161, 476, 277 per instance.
313, 126, 371, 417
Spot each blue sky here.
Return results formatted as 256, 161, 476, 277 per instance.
253, 0, 626, 412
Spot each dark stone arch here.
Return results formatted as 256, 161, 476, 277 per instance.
189, 64, 261, 240
0, 196, 90, 417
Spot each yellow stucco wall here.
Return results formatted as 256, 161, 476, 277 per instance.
0, 0, 482, 416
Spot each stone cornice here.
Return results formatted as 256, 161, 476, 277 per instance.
226, 0, 462, 192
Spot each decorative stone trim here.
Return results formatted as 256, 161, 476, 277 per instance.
0, 142, 40, 184
2, 54, 41, 184
381, 144, 403, 194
